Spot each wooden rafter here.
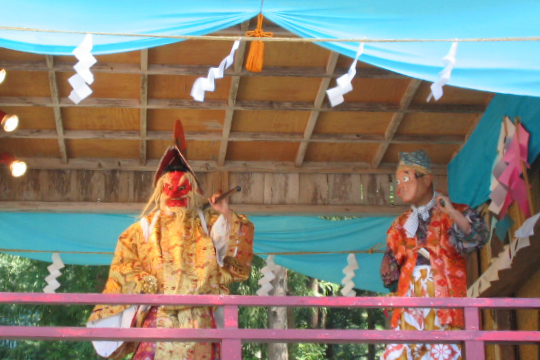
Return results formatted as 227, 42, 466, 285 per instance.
139, 49, 148, 165
0, 96, 486, 113
45, 55, 68, 164
371, 78, 422, 168
0, 201, 410, 216
217, 20, 249, 166
18, 157, 447, 174
0, 129, 466, 145
0, 60, 405, 79
295, 51, 339, 166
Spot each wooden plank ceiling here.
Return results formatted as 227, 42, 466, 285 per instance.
0, 21, 492, 175
0, 21, 494, 215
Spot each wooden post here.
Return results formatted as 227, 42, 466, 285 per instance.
308, 277, 319, 329
268, 266, 288, 360
464, 307, 485, 360
222, 305, 241, 360
367, 308, 376, 360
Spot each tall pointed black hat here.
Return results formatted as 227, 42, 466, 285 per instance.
153, 119, 199, 187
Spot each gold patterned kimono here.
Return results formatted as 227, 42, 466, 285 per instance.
88, 209, 254, 360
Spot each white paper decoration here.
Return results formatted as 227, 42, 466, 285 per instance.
427, 41, 458, 101
191, 39, 240, 102
43, 252, 65, 293
256, 255, 281, 296
326, 43, 364, 107
340, 253, 359, 297
68, 34, 97, 104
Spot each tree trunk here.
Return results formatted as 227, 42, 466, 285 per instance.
325, 308, 334, 360
308, 277, 319, 328
320, 309, 327, 329
268, 266, 288, 360
367, 309, 376, 360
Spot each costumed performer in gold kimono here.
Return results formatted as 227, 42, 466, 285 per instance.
380, 150, 488, 360
87, 120, 254, 360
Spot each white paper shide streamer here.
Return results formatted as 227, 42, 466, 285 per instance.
427, 41, 458, 101
256, 255, 281, 296
340, 253, 359, 297
191, 39, 240, 102
326, 43, 364, 107
43, 252, 65, 293
68, 34, 97, 104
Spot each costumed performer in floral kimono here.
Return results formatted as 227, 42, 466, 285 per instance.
87, 119, 254, 360
380, 149, 488, 360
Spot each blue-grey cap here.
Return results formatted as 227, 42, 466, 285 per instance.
397, 149, 432, 174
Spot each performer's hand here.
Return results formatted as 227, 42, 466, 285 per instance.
209, 192, 234, 225
436, 192, 472, 234
209, 192, 230, 214
434, 193, 455, 215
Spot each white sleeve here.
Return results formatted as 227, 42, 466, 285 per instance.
86, 305, 138, 357
210, 214, 231, 267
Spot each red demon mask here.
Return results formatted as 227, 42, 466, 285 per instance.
161, 171, 193, 208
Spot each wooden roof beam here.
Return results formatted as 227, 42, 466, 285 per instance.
217, 20, 249, 166
18, 157, 447, 175
295, 51, 339, 166
0, 201, 409, 216
0, 129, 466, 145
45, 55, 68, 164
0, 60, 406, 79
371, 78, 422, 168
139, 49, 148, 165
0, 97, 486, 113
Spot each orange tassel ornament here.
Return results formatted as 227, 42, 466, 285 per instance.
245, 14, 274, 73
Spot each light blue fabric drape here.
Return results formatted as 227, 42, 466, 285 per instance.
264, 0, 540, 97
0, 1, 259, 54
0, 213, 395, 293
448, 94, 540, 208
1, 1, 540, 96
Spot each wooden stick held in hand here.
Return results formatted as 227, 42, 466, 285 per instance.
202, 186, 242, 210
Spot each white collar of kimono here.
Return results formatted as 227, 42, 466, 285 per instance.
404, 191, 437, 238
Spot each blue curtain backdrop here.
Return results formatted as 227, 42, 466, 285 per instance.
448, 94, 540, 208
0, 213, 395, 293
0, 1, 540, 96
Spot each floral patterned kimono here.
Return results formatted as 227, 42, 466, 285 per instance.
380, 204, 488, 360
88, 209, 254, 360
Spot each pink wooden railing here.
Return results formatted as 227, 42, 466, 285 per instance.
0, 293, 539, 360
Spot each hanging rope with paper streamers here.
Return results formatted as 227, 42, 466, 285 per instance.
427, 41, 458, 102
245, 13, 274, 73
190, 39, 240, 102
326, 43, 364, 107
68, 34, 97, 104
340, 253, 359, 297
256, 255, 281, 296
43, 252, 65, 293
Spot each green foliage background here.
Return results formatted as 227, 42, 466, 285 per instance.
0, 252, 386, 359
0, 253, 109, 359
